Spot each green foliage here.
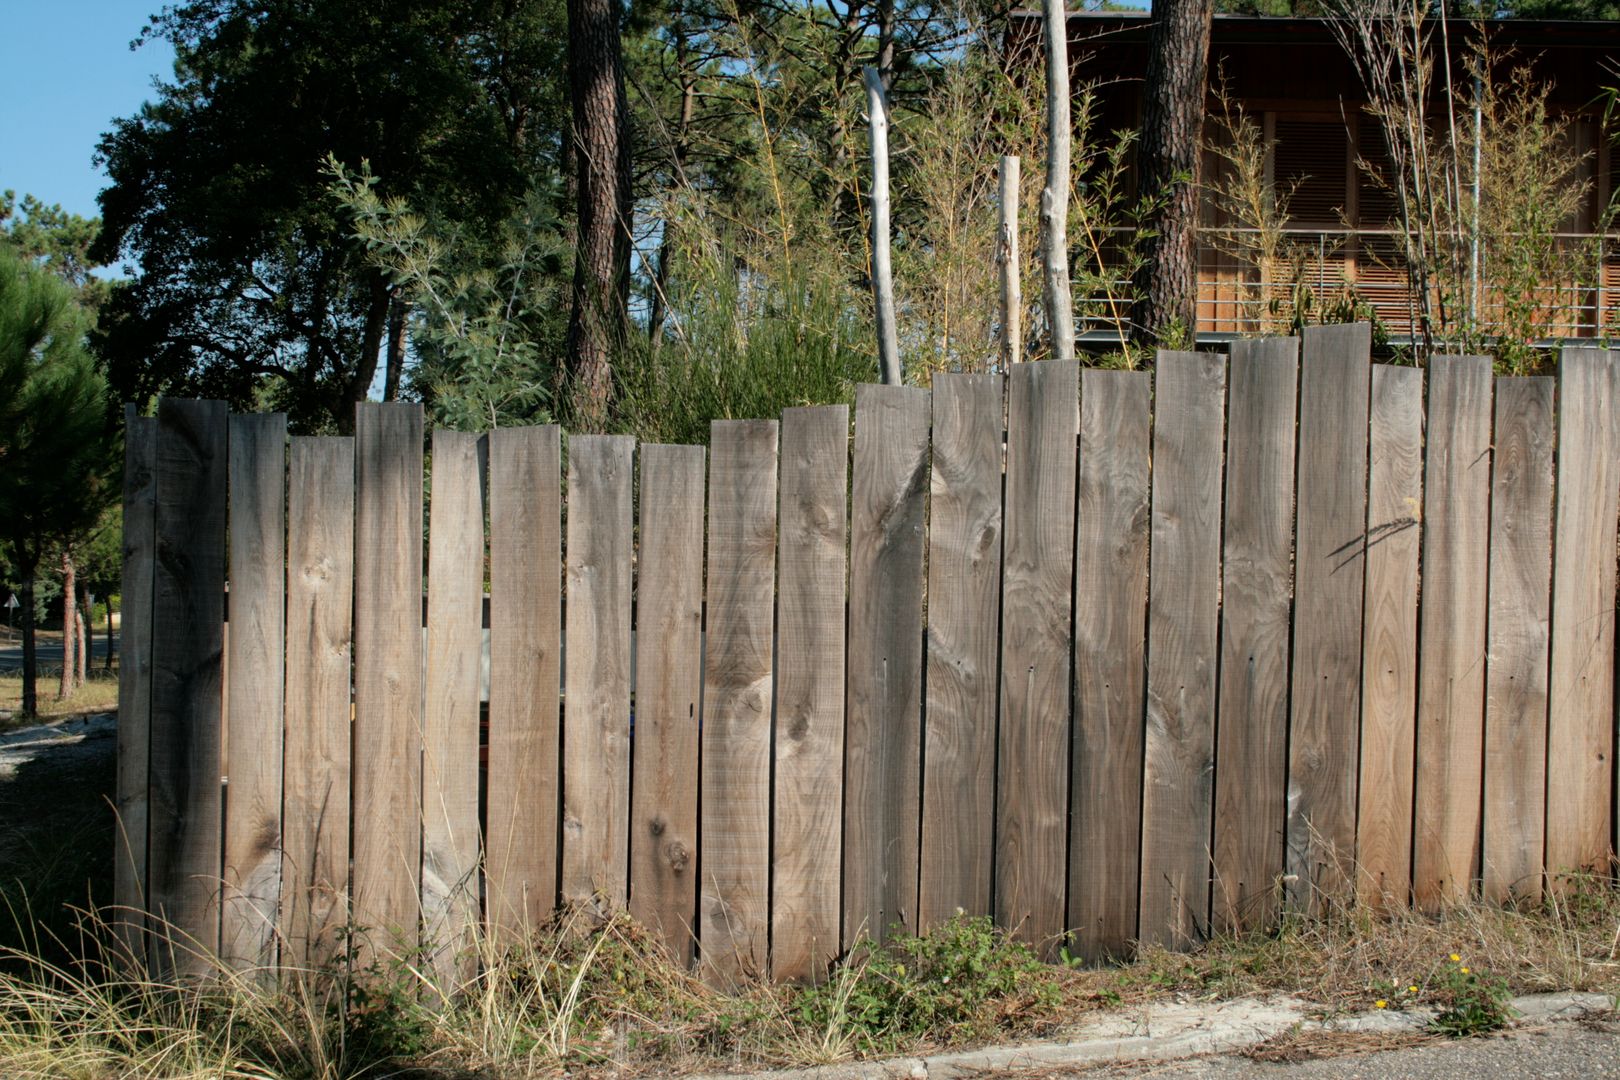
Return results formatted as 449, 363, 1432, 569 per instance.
1428, 954, 1514, 1037
793, 915, 1060, 1054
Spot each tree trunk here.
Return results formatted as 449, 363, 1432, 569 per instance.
649, 33, 696, 348
19, 561, 38, 717
999, 155, 1023, 369
75, 584, 88, 689
1131, 0, 1214, 347
565, 0, 632, 430
106, 595, 115, 672
58, 549, 75, 701
383, 293, 407, 402
341, 273, 391, 433
865, 66, 902, 386
1041, 0, 1075, 363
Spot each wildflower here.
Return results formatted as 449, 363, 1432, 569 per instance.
1449, 953, 1461, 963
1408, 985, 1419, 993
1460, 967, 1470, 975
1375, 1000, 1387, 1009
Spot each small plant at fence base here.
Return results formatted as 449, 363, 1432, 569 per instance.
1426, 953, 1514, 1038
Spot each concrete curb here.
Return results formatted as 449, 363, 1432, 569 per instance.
690, 991, 1616, 1079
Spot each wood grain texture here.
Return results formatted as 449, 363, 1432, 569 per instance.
843, 385, 931, 948
352, 403, 425, 961
920, 374, 1003, 929
1212, 340, 1297, 935
996, 361, 1078, 955
699, 420, 779, 986
281, 437, 354, 973
1547, 347, 1619, 881
221, 413, 287, 972
422, 431, 485, 984
486, 425, 563, 935
1483, 377, 1554, 903
115, 410, 156, 962
1139, 351, 1226, 949
1286, 322, 1371, 910
1413, 356, 1493, 910
1070, 370, 1151, 962
562, 435, 636, 909
148, 398, 228, 975
630, 444, 706, 964
772, 406, 848, 982
1355, 366, 1423, 909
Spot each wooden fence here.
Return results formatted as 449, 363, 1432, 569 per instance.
115, 325, 1620, 985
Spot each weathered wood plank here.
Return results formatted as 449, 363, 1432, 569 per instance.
844, 385, 930, 948
148, 398, 228, 975
1547, 347, 1620, 881
486, 425, 563, 936
352, 403, 425, 962
1212, 339, 1297, 934
281, 437, 354, 973
1286, 323, 1371, 910
422, 431, 485, 985
114, 409, 156, 962
1069, 369, 1151, 962
920, 374, 1002, 929
1355, 365, 1423, 909
1483, 377, 1554, 904
221, 412, 287, 973
772, 405, 848, 982
1413, 356, 1493, 910
996, 360, 1078, 955
563, 435, 636, 909
700, 419, 778, 986
630, 443, 706, 964
1140, 351, 1226, 949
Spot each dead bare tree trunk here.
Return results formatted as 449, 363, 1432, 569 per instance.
999, 154, 1024, 368
1041, 0, 1075, 362
865, 65, 902, 386
1131, 0, 1215, 347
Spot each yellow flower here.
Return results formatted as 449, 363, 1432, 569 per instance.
1408, 985, 1419, 993
1449, 953, 1461, 963
1460, 967, 1470, 975
1375, 1000, 1387, 1009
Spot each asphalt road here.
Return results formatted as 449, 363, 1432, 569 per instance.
0, 632, 117, 672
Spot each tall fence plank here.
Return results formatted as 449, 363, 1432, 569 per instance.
921, 374, 1003, 929
114, 409, 156, 961
1070, 370, 1151, 962
1547, 347, 1620, 880
563, 435, 636, 909
700, 419, 779, 985
487, 425, 563, 935
221, 413, 287, 972
996, 361, 1077, 954
844, 385, 930, 948
1483, 377, 1554, 903
1140, 351, 1226, 949
422, 431, 485, 983
772, 405, 849, 982
281, 437, 354, 972
148, 398, 228, 975
630, 444, 706, 963
1212, 339, 1296, 934
1286, 323, 1371, 909
1414, 356, 1493, 910
352, 403, 424, 960
1355, 366, 1423, 909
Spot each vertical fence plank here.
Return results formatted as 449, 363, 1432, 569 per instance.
1212, 340, 1296, 935
221, 413, 287, 972
1483, 377, 1554, 903
1547, 347, 1619, 881
700, 419, 779, 985
996, 361, 1077, 954
487, 425, 563, 935
148, 398, 228, 975
921, 374, 1003, 929
352, 403, 424, 961
422, 431, 485, 984
563, 435, 636, 909
773, 406, 849, 982
281, 437, 354, 972
1413, 356, 1493, 909
844, 385, 931, 948
1287, 323, 1371, 910
1070, 370, 1151, 962
114, 409, 156, 961
1355, 366, 1423, 908
630, 444, 706, 964
1139, 351, 1226, 949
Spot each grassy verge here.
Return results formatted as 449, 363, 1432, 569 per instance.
0, 668, 120, 730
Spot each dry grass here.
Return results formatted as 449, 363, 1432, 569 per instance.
0, 669, 119, 729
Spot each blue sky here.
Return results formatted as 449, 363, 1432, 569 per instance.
0, 1, 175, 222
